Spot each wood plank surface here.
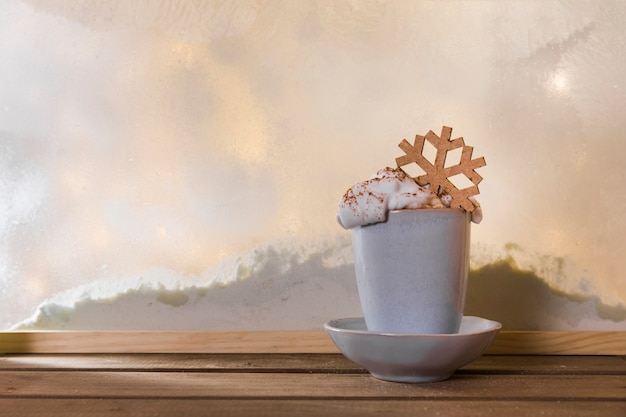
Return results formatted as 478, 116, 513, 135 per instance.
1, 354, 626, 374
1, 372, 625, 399
489, 330, 626, 355
0, 399, 624, 417
0, 353, 363, 372
459, 354, 626, 374
0, 354, 624, 417
0, 330, 335, 354
1, 330, 626, 354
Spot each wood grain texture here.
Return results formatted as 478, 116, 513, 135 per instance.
0, 353, 624, 417
487, 331, 626, 355
1, 330, 625, 354
1, 354, 625, 374
1, 399, 624, 417
0, 330, 332, 353
1, 372, 625, 399
0, 353, 364, 372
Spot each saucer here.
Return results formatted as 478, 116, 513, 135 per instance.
324, 316, 501, 383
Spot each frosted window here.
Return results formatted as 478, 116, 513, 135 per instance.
1, 0, 625, 330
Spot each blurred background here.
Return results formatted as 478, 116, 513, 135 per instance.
1, 0, 625, 330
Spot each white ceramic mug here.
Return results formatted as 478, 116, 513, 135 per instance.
351, 208, 470, 334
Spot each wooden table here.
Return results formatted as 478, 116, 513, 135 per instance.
0, 353, 624, 416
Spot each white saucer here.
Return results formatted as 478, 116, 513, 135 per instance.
324, 316, 501, 383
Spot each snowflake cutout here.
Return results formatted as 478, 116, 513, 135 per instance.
395, 126, 486, 212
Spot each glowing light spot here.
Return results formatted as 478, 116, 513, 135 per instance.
548, 69, 570, 95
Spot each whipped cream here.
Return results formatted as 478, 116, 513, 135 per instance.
336, 167, 482, 229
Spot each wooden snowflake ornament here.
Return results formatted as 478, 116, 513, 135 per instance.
395, 126, 486, 212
